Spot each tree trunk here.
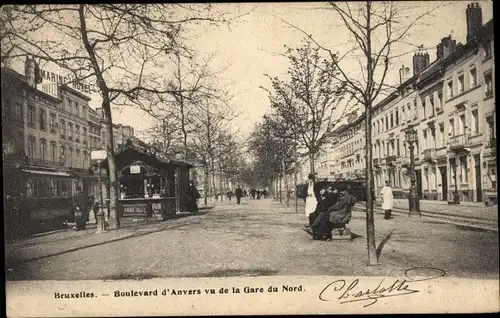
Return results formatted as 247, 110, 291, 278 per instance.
364, 1, 377, 266
204, 167, 209, 206
309, 153, 315, 177
102, 103, 119, 229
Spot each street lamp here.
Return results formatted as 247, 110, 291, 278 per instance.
405, 125, 421, 217
91, 148, 107, 233
450, 158, 460, 204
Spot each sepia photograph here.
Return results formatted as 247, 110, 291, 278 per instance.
2, 1, 498, 316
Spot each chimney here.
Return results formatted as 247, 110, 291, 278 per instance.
413, 46, 430, 76
399, 65, 411, 84
466, 2, 483, 43
436, 35, 457, 60
24, 56, 36, 88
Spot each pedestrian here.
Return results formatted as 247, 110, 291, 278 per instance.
304, 173, 317, 220
72, 186, 87, 230
380, 180, 394, 220
235, 185, 243, 205
187, 181, 200, 212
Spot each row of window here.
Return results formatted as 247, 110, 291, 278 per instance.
371, 70, 493, 137
27, 136, 90, 169
25, 178, 73, 198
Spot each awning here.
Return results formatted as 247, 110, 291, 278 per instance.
21, 169, 71, 177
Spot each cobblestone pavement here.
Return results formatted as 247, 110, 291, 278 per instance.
5, 198, 498, 281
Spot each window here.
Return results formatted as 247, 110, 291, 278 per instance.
422, 99, 427, 119
470, 67, 477, 87
471, 109, 479, 134
28, 137, 36, 158
486, 115, 495, 139
69, 148, 74, 167
460, 156, 468, 183
83, 151, 88, 169
448, 118, 455, 136
50, 113, 57, 132
76, 149, 81, 168
83, 127, 87, 144
484, 72, 493, 97
447, 80, 453, 99
50, 142, 57, 162
429, 95, 435, 115
397, 139, 400, 156
28, 105, 36, 125
484, 41, 492, 58
68, 123, 73, 140
390, 112, 394, 128
75, 125, 80, 142
401, 107, 405, 123
439, 123, 445, 147
68, 99, 73, 113
75, 103, 80, 117
423, 129, 428, 149
458, 73, 464, 94
437, 91, 443, 110
60, 119, 66, 137
39, 108, 47, 130
60, 146, 66, 164
459, 114, 466, 135
40, 139, 47, 162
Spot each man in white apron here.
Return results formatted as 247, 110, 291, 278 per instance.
380, 180, 394, 220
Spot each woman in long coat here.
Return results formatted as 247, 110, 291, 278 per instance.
304, 174, 317, 219
380, 180, 394, 219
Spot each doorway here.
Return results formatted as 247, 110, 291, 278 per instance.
415, 170, 423, 199
439, 166, 448, 201
474, 155, 483, 202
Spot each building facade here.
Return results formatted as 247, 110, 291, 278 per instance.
324, 3, 495, 203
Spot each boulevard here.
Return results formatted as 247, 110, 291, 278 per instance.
5, 198, 499, 281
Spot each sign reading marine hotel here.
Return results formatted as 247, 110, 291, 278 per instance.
39, 68, 92, 94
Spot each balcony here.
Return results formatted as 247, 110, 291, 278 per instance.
449, 134, 470, 151
423, 148, 437, 162
402, 157, 411, 167
385, 155, 397, 166
485, 89, 494, 99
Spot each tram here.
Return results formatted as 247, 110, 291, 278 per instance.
4, 163, 86, 241
296, 178, 376, 202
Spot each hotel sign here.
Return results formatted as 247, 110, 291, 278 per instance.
39, 68, 93, 94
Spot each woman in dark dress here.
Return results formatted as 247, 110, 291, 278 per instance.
186, 181, 200, 212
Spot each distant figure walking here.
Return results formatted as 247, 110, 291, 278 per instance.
251, 189, 256, 200
72, 186, 88, 231
380, 180, 394, 220
235, 185, 243, 205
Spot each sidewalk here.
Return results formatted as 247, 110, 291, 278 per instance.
5, 208, 215, 268
375, 199, 498, 221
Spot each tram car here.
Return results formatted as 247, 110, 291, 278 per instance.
3, 164, 88, 241
296, 178, 376, 202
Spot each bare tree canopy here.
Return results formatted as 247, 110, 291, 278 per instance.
1, 4, 244, 229
261, 39, 351, 175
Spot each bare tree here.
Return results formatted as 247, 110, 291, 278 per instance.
275, 1, 443, 265
3, 4, 242, 229
261, 39, 351, 176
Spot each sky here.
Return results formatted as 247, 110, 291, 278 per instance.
10, 1, 493, 140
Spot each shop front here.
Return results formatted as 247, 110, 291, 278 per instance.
101, 142, 193, 220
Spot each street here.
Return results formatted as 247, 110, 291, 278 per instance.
5, 198, 499, 281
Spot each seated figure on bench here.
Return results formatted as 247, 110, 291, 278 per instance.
306, 187, 356, 240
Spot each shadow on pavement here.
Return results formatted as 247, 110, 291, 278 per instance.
101, 273, 159, 281
376, 230, 394, 261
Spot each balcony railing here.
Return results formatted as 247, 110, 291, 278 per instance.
423, 148, 437, 161
449, 134, 470, 150
385, 155, 397, 165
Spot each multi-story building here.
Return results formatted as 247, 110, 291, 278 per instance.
88, 107, 102, 151
325, 3, 495, 204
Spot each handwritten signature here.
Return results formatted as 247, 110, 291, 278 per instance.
318, 267, 446, 307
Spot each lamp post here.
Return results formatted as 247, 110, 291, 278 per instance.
405, 125, 421, 217
91, 148, 107, 233
451, 158, 460, 204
